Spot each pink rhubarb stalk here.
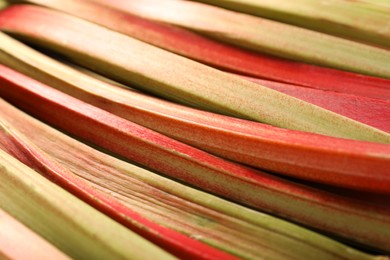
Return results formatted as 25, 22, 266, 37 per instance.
0, 111, 236, 260
16, 0, 390, 100
0, 64, 390, 253
1, 5, 390, 143
244, 76, 390, 132
0, 208, 69, 260
2, 100, 379, 260
87, 0, 390, 78
0, 33, 389, 193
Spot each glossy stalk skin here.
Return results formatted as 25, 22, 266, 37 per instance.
2, 101, 379, 260
1, 33, 389, 194
11, 0, 390, 101
1, 6, 390, 144
193, 0, 390, 49
0, 150, 175, 260
242, 75, 390, 132
1, 65, 390, 253
88, 0, 390, 78
0, 208, 70, 260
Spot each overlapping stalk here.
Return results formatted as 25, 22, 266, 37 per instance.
0, 108, 237, 260
9, 0, 390, 100
0, 1, 389, 258
1, 64, 390, 253
0, 149, 175, 259
2, 99, 382, 259
0, 208, 69, 260
241, 76, 390, 132
86, 0, 390, 78
0, 32, 389, 194
1, 5, 390, 144
192, 0, 390, 49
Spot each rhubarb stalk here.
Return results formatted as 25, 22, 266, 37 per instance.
0, 32, 389, 194
0, 114, 237, 260
0, 5, 389, 143
2, 99, 380, 259
0, 149, 175, 259
0, 65, 389, 253
192, 0, 390, 49
244, 76, 390, 133
0, 208, 70, 260
87, 0, 390, 78
10, 0, 390, 100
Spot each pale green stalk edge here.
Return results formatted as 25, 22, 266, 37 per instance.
0, 207, 70, 260
0, 148, 175, 260
85, 0, 390, 79
193, 0, 390, 48
0, 25, 389, 144
0, 101, 379, 260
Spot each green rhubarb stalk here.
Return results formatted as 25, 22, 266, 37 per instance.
356, 0, 390, 12
0, 7, 389, 144
192, 0, 390, 49
0, 109, 238, 260
1, 65, 390, 254
9, 0, 390, 102
0, 99, 381, 260
1, 32, 390, 194
0, 208, 70, 260
86, 0, 390, 78
0, 148, 174, 260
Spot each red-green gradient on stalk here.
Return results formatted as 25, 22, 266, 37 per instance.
13, 0, 390, 100
0, 5, 389, 143
0, 65, 389, 253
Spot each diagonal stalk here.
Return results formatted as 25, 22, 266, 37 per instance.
0, 99, 386, 260
238, 75, 390, 132
0, 149, 175, 259
192, 0, 390, 49
87, 0, 390, 78
0, 65, 389, 253
2, 99, 381, 259
0, 116, 238, 260
8, 0, 390, 100
0, 5, 389, 144
0, 207, 70, 260
0, 32, 389, 193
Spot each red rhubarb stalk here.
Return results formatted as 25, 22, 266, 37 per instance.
0, 115, 236, 260
87, 0, 390, 78
0, 33, 389, 193
3, 100, 380, 260
0, 5, 389, 143
243, 76, 390, 132
17, 0, 390, 100
0, 149, 176, 259
0, 65, 390, 253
